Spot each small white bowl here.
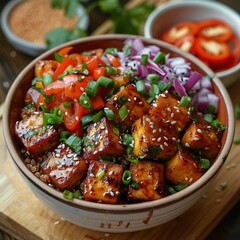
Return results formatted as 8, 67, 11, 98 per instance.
1, 0, 89, 57
144, 0, 240, 87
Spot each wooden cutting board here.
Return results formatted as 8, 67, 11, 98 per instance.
0, 115, 240, 240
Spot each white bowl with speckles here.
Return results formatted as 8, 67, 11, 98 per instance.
3, 34, 234, 232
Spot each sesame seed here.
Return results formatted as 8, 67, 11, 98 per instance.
152, 129, 157, 133
185, 143, 190, 147
164, 136, 168, 140
55, 153, 61, 158
152, 103, 157, 107
89, 173, 94, 177
171, 113, 174, 118
164, 142, 168, 146
157, 137, 161, 142
134, 97, 137, 101
80, 87, 85, 91
197, 129, 202, 133
146, 118, 150, 122
152, 138, 156, 141
139, 102, 143, 105
167, 107, 171, 112
171, 121, 177, 125
114, 97, 117, 101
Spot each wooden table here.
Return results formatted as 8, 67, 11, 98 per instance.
1, 0, 240, 239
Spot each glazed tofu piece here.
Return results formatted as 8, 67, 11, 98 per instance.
83, 117, 124, 161
149, 91, 191, 133
132, 115, 178, 160
41, 143, 88, 191
128, 160, 165, 201
181, 117, 221, 160
83, 160, 124, 204
165, 150, 203, 185
15, 111, 59, 156
105, 84, 150, 127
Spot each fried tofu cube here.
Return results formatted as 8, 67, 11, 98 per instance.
128, 160, 165, 201
83, 160, 124, 204
83, 117, 124, 161
132, 115, 178, 160
15, 111, 59, 156
165, 150, 203, 185
181, 118, 221, 160
105, 84, 150, 127
41, 143, 88, 191
149, 91, 191, 132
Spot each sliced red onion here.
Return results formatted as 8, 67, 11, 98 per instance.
200, 76, 213, 90
138, 64, 148, 78
173, 78, 187, 96
184, 71, 202, 93
168, 57, 187, 68
133, 38, 145, 53
197, 88, 212, 97
147, 59, 165, 75
148, 45, 160, 54
197, 95, 209, 111
207, 93, 219, 113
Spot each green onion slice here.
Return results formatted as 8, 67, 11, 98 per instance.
153, 51, 166, 64
136, 80, 146, 96
96, 169, 105, 180
199, 158, 210, 169
106, 66, 118, 76
62, 190, 74, 200
79, 92, 93, 112
86, 80, 99, 98
122, 170, 131, 185
43, 74, 53, 87
97, 76, 114, 88
141, 54, 148, 66
92, 110, 103, 123
118, 105, 129, 121
65, 134, 82, 155
104, 108, 115, 121
180, 96, 191, 108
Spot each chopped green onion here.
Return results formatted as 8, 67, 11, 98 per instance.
42, 74, 53, 87
123, 44, 131, 57
168, 186, 177, 194
140, 54, 148, 66
43, 107, 63, 127
63, 102, 72, 108
122, 134, 134, 146
180, 96, 191, 108
54, 52, 64, 62
97, 76, 114, 88
118, 95, 127, 105
104, 108, 115, 121
149, 84, 160, 98
158, 81, 171, 92
58, 70, 70, 80
31, 77, 42, 86
59, 131, 71, 142
235, 104, 240, 119
153, 51, 165, 64
126, 156, 139, 164
199, 158, 210, 169
79, 92, 93, 112
130, 181, 139, 189
73, 189, 83, 199
136, 80, 146, 96
211, 119, 227, 131
81, 62, 89, 75
62, 190, 74, 200
24, 102, 34, 110
113, 125, 120, 136
92, 110, 103, 123
147, 74, 160, 83
122, 170, 131, 185
99, 156, 116, 162
173, 184, 188, 191
118, 105, 129, 121
104, 48, 118, 56
81, 114, 93, 128
96, 169, 105, 180
106, 66, 118, 76
204, 113, 213, 123
86, 80, 99, 98
65, 134, 82, 155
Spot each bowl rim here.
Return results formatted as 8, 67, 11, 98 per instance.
3, 34, 235, 212
144, 0, 240, 78
0, 0, 89, 51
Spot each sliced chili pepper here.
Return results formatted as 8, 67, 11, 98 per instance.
160, 22, 199, 44
197, 19, 233, 42
62, 99, 84, 132
193, 37, 232, 69
53, 56, 77, 81
175, 34, 195, 53
106, 54, 121, 67
86, 56, 99, 75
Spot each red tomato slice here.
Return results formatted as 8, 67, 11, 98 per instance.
44, 80, 65, 96
93, 67, 106, 80
63, 75, 93, 99
193, 37, 232, 69
160, 22, 199, 44
197, 19, 233, 42
53, 56, 77, 81
86, 56, 99, 75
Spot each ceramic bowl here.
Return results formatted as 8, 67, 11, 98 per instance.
1, 0, 89, 57
144, 0, 240, 87
3, 34, 234, 233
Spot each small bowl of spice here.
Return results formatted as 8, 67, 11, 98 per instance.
1, 0, 89, 57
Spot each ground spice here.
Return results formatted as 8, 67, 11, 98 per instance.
8, 0, 79, 45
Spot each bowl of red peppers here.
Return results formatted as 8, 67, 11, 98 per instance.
144, 0, 240, 87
